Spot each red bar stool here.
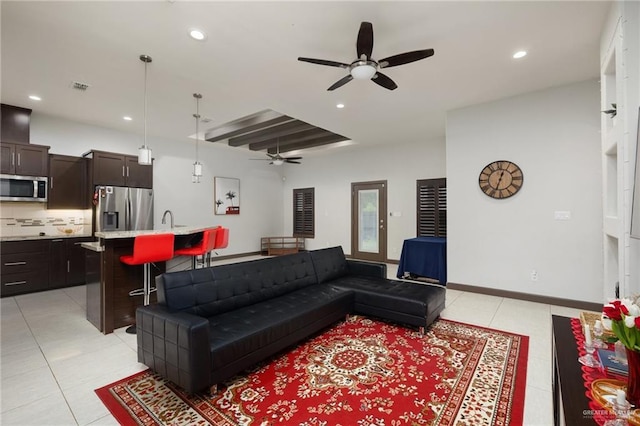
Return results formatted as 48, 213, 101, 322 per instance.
213, 227, 229, 255
120, 233, 174, 334
175, 227, 219, 269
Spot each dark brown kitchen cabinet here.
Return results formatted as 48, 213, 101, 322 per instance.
124, 156, 153, 188
1, 104, 31, 144
0, 142, 49, 176
48, 154, 88, 209
0, 144, 13, 173
49, 237, 94, 289
90, 150, 152, 188
1, 240, 49, 297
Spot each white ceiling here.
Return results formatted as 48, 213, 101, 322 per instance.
1, 1, 610, 155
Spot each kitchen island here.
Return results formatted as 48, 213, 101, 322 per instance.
87, 226, 213, 334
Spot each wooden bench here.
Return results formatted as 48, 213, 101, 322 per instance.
261, 236, 305, 256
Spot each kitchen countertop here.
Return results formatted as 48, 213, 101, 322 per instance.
94, 225, 211, 240
0, 233, 94, 242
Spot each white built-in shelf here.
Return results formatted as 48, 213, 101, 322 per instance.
604, 216, 621, 238
604, 125, 619, 155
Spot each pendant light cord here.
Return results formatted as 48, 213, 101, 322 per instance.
143, 60, 148, 149
193, 93, 202, 163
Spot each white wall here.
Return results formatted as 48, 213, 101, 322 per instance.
447, 80, 603, 303
29, 113, 285, 255
281, 138, 446, 260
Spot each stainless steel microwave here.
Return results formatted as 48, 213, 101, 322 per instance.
0, 174, 48, 202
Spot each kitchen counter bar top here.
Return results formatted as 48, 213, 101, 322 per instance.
94, 225, 211, 239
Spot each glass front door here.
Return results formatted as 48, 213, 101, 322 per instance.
351, 181, 387, 262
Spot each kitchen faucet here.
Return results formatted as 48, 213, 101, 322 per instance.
162, 210, 174, 229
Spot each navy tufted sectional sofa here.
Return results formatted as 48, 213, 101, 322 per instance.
136, 246, 446, 394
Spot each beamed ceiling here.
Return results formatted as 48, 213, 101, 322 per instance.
205, 110, 348, 155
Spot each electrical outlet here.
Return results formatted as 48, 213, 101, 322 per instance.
530, 270, 538, 281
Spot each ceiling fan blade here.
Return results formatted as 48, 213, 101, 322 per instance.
266, 153, 278, 159
356, 22, 374, 60
378, 49, 435, 68
327, 74, 353, 91
298, 57, 349, 68
250, 158, 271, 161
371, 72, 398, 90
285, 160, 302, 164
284, 156, 302, 160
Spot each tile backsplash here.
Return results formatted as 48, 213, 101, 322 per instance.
0, 203, 92, 238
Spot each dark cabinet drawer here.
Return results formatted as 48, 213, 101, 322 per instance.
2, 240, 49, 254
2, 251, 48, 274
1, 269, 49, 296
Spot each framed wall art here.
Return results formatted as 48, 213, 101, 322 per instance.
214, 177, 240, 215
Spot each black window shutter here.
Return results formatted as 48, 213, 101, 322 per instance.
417, 178, 446, 237
293, 188, 314, 238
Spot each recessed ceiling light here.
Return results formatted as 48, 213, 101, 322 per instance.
189, 28, 207, 41
336, 103, 345, 109
513, 50, 527, 59
123, 116, 133, 121
28, 95, 41, 101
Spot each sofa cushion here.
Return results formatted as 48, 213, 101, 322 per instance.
157, 268, 215, 312
157, 252, 318, 317
207, 284, 353, 370
309, 246, 349, 284
330, 276, 445, 318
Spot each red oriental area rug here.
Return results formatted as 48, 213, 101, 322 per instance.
96, 316, 528, 425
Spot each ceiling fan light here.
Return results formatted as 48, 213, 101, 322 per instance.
350, 64, 376, 80
272, 159, 284, 166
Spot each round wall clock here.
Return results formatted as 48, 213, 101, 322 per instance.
478, 160, 523, 199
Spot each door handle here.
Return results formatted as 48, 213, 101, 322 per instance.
4, 261, 27, 266
17, 153, 21, 166
67, 260, 70, 273
50, 177, 54, 189
5, 281, 27, 286
126, 166, 130, 177
11, 152, 15, 166
122, 165, 125, 177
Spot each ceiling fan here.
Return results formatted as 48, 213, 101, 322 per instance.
298, 21, 435, 91
251, 139, 302, 165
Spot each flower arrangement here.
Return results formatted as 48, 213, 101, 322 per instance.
602, 298, 640, 350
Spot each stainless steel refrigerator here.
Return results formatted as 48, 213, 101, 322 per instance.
95, 186, 154, 232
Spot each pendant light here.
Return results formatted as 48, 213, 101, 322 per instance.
138, 54, 153, 165
192, 93, 203, 183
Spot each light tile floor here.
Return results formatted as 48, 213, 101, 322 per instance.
0, 259, 592, 425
